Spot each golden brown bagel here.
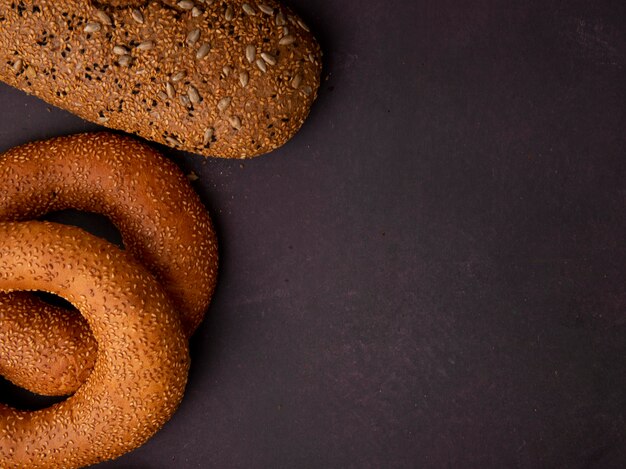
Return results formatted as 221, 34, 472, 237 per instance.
0, 293, 97, 394
0, 0, 322, 158
0, 221, 189, 469
0, 132, 217, 396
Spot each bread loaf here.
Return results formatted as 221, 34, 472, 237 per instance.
0, 0, 322, 158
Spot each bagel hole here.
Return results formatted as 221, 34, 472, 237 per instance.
40, 209, 124, 250
0, 376, 68, 410
1, 291, 94, 409
32, 290, 75, 309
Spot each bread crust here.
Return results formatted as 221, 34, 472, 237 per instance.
0, 133, 217, 395
0, 221, 189, 469
0, 0, 322, 158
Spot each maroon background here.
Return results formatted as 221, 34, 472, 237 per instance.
1, 0, 625, 467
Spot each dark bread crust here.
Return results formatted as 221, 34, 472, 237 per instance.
0, 0, 322, 158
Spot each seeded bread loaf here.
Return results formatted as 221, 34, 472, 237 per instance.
0, 0, 322, 158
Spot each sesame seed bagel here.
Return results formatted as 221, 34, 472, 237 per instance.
0, 132, 217, 396
0, 0, 322, 158
0, 221, 189, 469
0, 293, 97, 396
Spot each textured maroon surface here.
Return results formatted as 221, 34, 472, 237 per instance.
1, 0, 625, 467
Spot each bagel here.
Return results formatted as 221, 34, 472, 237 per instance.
0, 132, 217, 396
0, 221, 189, 469
0, 293, 97, 395
0, 0, 322, 158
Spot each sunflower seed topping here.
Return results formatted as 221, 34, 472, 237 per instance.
259, 4, 274, 14
84, 22, 101, 33
275, 11, 286, 26
245, 45, 256, 63
113, 45, 129, 55
95, 10, 113, 26
12, 59, 23, 73
118, 55, 132, 67
192, 6, 202, 17
166, 82, 176, 98
203, 127, 214, 145
239, 71, 249, 87
178, 0, 194, 9
158, 91, 169, 101
218, 97, 232, 112
180, 94, 191, 106
224, 5, 234, 21
188, 85, 201, 104
228, 115, 242, 130
291, 74, 302, 89
255, 58, 267, 72
196, 43, 211, 59
279, 35, 295, 46
242, 3, 255, 15
24, 66, 35, 80
261, 52, 276, 65
186, 29, 201, 46
137, 40, 154, 51
166, 136, 181, 146
297, 19, 310, 32
171, 70, 187, 82
131, 9, 144, 24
